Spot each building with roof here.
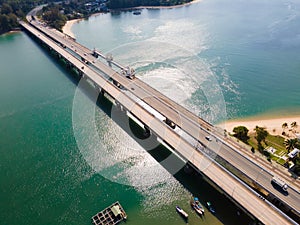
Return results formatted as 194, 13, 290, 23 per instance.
288, 148, 299, 159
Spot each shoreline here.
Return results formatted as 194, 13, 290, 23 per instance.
111, 0, 203, 11
61, 0, 300, 140
0, 29, 22, 36
62, 0, 203, 37
218, 114, 300, 138
62, 18, 82, 39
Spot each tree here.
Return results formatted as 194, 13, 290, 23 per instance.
0, 14, 10, 33
293, 158, 300, 176
7, 13, 18, 28
42, 5, 67, 30
233, 126, 249, 143
257, 142, 264, 153
282, 122, 288, 133
291, 121, 298, 132
254, 126, 268, 145
284, 138, 299, 153
1, 3, 13, 14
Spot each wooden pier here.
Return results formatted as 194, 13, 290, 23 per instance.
92, 202, 127, 225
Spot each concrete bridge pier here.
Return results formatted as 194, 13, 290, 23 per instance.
54, 51, 62, 59
115, 100, 124, 111
92, 49, 98, 58
143, 125, 151, 138
66, 62, 71, 69
77, 69, 84, 78
106, 54, 113, 67
100, 88, 105, 95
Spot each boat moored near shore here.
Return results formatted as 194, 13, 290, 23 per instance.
190, 197, 205, 216
206, 201, 216, 214
175, 205, 188, 220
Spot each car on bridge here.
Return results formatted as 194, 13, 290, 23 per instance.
205, 136, 212, 141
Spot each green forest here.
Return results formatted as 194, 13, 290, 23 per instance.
0, 0, 96, 34
0, 0, 193, 34
0, 0, 50, 34
109, 0, 193, 9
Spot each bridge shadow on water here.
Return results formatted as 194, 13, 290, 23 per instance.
27, 32, 257, 225
77, 78, 257, 225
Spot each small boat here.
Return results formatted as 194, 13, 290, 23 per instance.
191, 202, 203, 215
176, 206, 188, 219
206, 201, 216, 214
193, 197, 205, 213
190, 197, 204, 216
133, 11, 141, 15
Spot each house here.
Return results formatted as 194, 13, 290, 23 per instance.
288, 148, 300, 159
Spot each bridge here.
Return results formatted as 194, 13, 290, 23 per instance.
20, 11, 299, 225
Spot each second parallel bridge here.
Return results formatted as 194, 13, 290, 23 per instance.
29, 17, 300, 215
20, 19, 297, 225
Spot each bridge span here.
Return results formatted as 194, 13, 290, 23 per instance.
27, 16, 300, 216
20, 17, 298, 225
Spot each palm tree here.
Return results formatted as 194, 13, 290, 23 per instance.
282, 122, 288, 135
284, 138, 299, 153
254, 126, 268, 144
291, 121, 298, 132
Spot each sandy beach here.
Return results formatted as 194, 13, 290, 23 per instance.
62, 0, 203, 37
60, 0, 300, 141
62, 19, 81, 38
218, 115, 300, 138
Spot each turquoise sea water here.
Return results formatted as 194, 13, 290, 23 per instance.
73, 0, 300, 122
0, 24, 248, 225
1, 0, 300, 224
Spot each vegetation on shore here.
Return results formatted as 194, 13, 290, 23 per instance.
108, 0, 193, 9
0, 0, 101, 33
0, 0, 25, 34
0, 0, 55, 34
41, 3, 67, 30
232, 121, 300, 175
1, 0, 194, 34
232, 126, 249, 143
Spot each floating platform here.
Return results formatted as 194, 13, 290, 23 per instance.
92, 201, 127, 225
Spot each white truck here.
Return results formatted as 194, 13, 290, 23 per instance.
271, 176, 288, 192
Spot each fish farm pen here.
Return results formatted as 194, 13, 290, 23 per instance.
91, 201, 127, 225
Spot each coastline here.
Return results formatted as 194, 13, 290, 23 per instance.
111, 0, 203, 11
60, 0, 300, 141
62, 0, 203, 37
62, 18, 81, 39
0, 29, 22, 36
218, 114, 300, 137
